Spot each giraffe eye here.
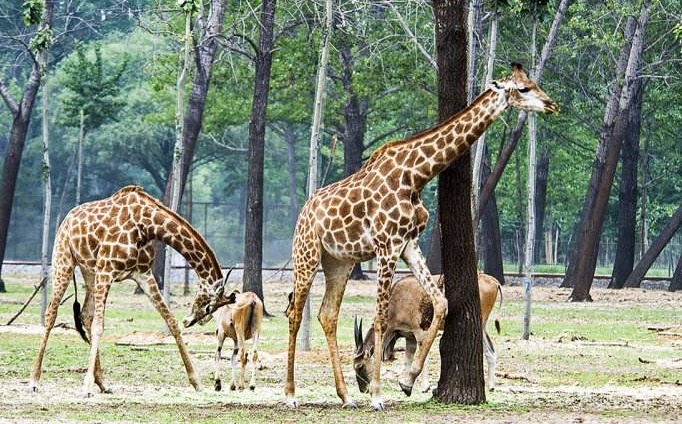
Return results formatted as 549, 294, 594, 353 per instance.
518, 87, 531, 93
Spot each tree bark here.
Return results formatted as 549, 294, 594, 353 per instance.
623, 203, 682, 289
609, 80, 643, 289
480, 146, 504, 284
0, 0, 55, 292
565, 2, 650, 301
339, 35, 370, 281
432, 0, 485, 405
534, 147, 549, 264
669, 254, 682, 292
243, 0, 277, 308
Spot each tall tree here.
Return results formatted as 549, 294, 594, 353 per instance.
0, 0, 55, 293
432, 0, 485, 405
564, 0, 651, 301
337, 19, 369, 281
59, 43, 127, 203
608, 79, 644, 289
242, 0, 278, 307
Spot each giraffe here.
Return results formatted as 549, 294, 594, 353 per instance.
29, 185, 236, 397
285, 63, 558, 411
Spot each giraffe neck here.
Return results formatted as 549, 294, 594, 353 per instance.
135, 191, 223, 285
374, 88, 508, 191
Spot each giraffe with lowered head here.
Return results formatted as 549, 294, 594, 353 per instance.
29, 185, 236, 397
285, 63, 558, 411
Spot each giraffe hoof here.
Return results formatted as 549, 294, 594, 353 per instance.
370, 399, 385, 411
343, 400, 358, 410
285, 399, 299, 409
214, 380, 222, 391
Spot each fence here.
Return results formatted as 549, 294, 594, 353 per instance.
6, 198, 681, 277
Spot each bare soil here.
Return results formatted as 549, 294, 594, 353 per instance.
1, 276, 681, 423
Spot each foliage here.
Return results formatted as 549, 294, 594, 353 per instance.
57, 43, 128, 132
0, 0, 680, 271
21, 0, 43, 25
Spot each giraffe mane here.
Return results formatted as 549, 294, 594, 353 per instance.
121, 185, 223, 282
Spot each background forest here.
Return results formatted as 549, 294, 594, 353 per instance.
0, 0, 680, 291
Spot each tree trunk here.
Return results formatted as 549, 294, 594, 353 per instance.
623, 203, 682, 288
534, 147, 549, 264
243, 0, 277, 308
565, 2, 650, 301
152, 0, 227, 291
669, 254, 682, 292
285, 125, 300, 229
432, 0, 485, 405
0, 1, 55, 292
480, 146, 504, 284
339, 34, 369, 281
40, 59, 51, 324
609, 80, 643, 289
477, 0, 570, 219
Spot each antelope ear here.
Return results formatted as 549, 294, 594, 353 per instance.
214, 282, 225, 298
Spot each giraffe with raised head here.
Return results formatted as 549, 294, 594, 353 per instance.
285, 63, 558, 411
29, 185, 236, 397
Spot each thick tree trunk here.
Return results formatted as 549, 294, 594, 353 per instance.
565, 3, 650, 301
0, 0, 55, 292
480, 145, 504, 284
609, 80, 643, 289
623, 204, 682, 289
243, 0, 277, 308
339, 35, 369, 281
432, 0, 485, 405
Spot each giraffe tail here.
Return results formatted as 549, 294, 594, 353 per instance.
72, 274, 89, 344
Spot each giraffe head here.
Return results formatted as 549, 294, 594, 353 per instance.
182, 270, 239, 327
490, 62, 559, 114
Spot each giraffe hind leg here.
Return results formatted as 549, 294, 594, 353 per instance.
318, 255, 355, 409
29, 262, 74, 392
284, 252, 319, 408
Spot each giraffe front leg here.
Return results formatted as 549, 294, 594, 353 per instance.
139, 273, 201, 391
398, 240, 447, 396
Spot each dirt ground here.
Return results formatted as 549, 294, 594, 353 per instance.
1, 276, 681, 423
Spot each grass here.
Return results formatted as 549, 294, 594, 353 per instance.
0, 270, 681, 423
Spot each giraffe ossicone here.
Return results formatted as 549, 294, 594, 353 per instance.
284, 62, 558, 411
28, 185, 234, 397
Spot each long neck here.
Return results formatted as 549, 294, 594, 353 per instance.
138, 194, 223, 285
382, 88, 508, 191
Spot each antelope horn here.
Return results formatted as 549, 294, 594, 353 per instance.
354, 316, 363, 354
222, 266, 234, 285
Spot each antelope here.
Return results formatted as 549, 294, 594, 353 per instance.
212, 291, 264, 391
353, 273, 502, 393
